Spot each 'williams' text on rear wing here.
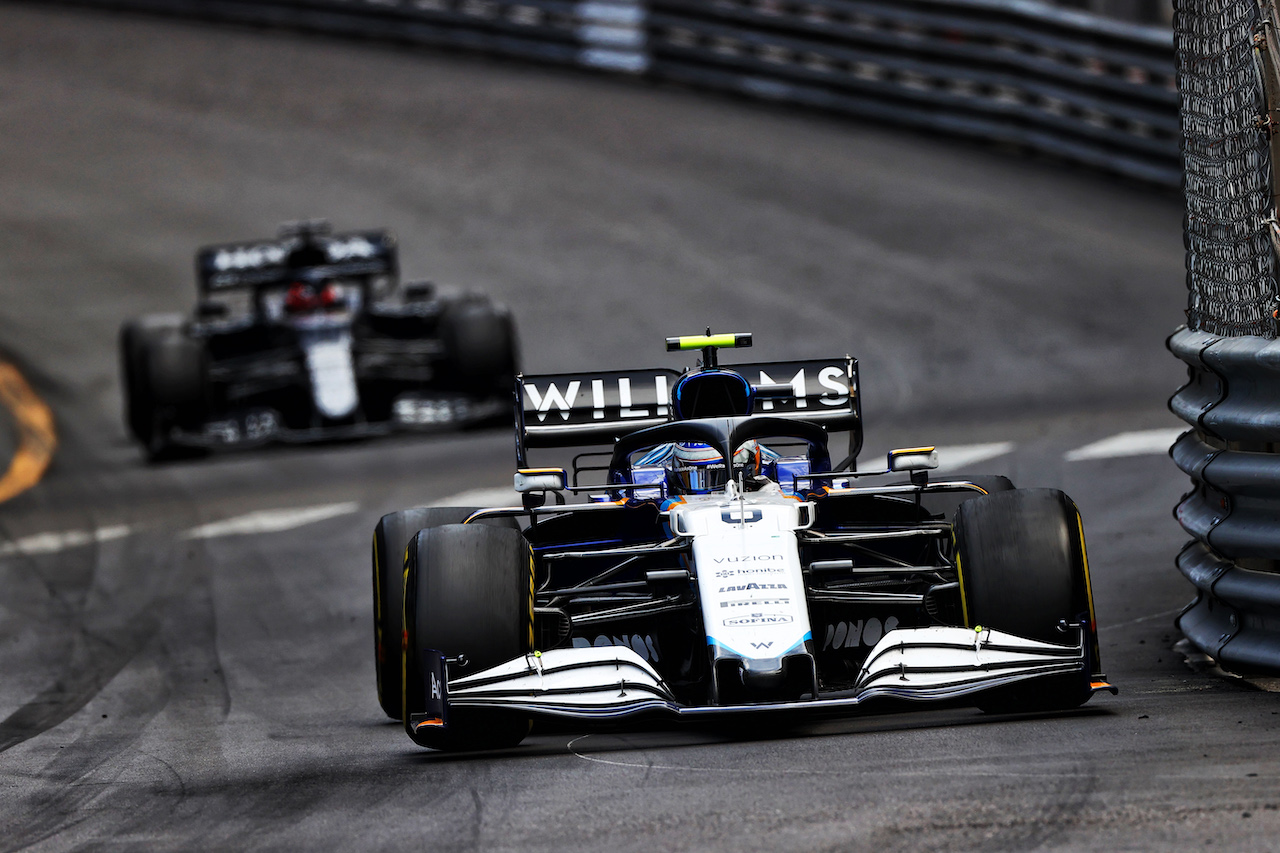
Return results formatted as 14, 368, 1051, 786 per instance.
515, 357, 861, 465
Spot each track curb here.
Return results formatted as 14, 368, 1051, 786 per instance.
0, 362, 57, 505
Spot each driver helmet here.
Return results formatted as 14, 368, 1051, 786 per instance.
284, 280, 343, 313
665, 441, 766, 495
668, 442, 727, 495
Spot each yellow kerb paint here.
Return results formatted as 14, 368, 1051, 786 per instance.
0, 363, 56, 504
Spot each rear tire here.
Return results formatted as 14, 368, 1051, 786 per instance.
371, 507, 518, 720
953, 488, 1096, 713
440, 299, 517, 395
403, 523, 533, 750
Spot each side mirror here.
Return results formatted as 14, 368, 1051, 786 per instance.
196, 300, 229, 320
887, 447, 938, 473
401, 280, 435, 302
514, 468, 567, 493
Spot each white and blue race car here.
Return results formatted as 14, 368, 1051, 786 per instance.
372, 332, 1114, 751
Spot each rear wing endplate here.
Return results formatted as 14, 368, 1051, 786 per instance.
195, 229, 398, 292
515, 357, 861, 466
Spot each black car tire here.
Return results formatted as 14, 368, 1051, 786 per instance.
953, 488, 1095, 713
121, 316, 176, 444
120, 315, 206, 460
402, 523, 533, 751
371, 507, 519, 720
440, 299, 517, 394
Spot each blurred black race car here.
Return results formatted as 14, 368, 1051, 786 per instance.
119, 221, 517, 459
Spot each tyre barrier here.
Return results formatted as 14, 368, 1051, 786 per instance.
37, 0, 1179, 186
1169, 325, 1280, 672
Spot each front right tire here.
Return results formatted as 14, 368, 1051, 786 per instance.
119, 315, 206, 461
402, 523, 533, 751
371, 507, 518, 720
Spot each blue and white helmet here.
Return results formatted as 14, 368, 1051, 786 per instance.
667, 442, 728, 495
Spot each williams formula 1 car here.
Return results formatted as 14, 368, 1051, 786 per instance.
372, 332, 1114, 751
120, 221, 517, 458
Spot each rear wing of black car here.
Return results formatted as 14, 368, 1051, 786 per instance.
515, 357, 862, 467
195, 229, 398, 292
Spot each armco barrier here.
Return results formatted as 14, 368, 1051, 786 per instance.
1169, 326, 1280, 672
646, 0, 1179, 184
39, 0, 1180, 185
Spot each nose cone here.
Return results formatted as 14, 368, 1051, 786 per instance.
302, 330, 359, 419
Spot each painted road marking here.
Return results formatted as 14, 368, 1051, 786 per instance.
429, 486, 520, 508
1065, 428, 1186, 462
181, 502, 359, 539
0, 362, 57, 504
933, 442, 1015, 472
1098, 607, 1184, 632
0, 525, 131, 558
0, 502, 360, 557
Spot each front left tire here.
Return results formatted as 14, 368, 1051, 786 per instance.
953, 487, 1097, 713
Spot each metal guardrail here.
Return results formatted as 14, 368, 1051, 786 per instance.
1169, 326, 1280, 672
41, 0, 1180, 185
645, 0, 1179, 184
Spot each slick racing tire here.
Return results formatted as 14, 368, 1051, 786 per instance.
120, 315, 207, 461
953, 488, 1096, 713
371, 507, 519, 720
120, 315, 179, 447
403, 523, 533, 751
440, 299, 518, 395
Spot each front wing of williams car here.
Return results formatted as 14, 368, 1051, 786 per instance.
411, 627, 1096, 731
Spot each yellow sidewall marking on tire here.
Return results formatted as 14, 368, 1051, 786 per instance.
0, 363, 56, 505
527, 543, 536, 652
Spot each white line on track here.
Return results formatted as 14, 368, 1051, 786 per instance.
1098, 607, 1184, 632
0, 501, 360, 557
429, 487, 518, 508
933, 442, 1015, 472
1065, 428, 1185, 462
0, 524, 131, 557
181, 502, 359, 540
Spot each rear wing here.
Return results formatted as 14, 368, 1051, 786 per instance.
195, 229, 398, 292
515, 357, 862, 466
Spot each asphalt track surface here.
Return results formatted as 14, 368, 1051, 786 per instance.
2, 4, 1279, 851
